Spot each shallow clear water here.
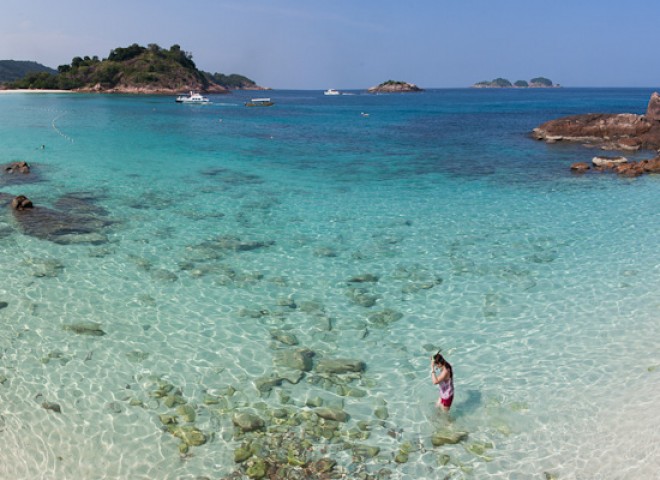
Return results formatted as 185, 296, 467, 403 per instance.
0, 88, 658, 479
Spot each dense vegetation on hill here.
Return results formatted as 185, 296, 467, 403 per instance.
206, 73, 258, 89
473, 76, 557, 88
4, 43, 259, 93
0, 60, 56, 82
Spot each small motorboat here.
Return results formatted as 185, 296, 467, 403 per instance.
245, 98, 274, 107
324, 89, 341, 96
175, 91, 210, 104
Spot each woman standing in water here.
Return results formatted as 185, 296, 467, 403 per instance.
431, 352, 454, 411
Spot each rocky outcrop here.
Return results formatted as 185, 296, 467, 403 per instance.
532, 92, 660, 151
368, 81, 423, 93
646, 91, 660, 121
571, 155, 660, 177
4, 161, 30, 174
4, 193, 114, 244
11, 195, 33, 210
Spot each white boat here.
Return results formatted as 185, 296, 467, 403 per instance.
324, 89, 341, 96
175, 91, 210, 104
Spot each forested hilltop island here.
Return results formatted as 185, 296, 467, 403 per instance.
472, 77, 559, 88
0, 60, 56, 83
0, 43, 264, 93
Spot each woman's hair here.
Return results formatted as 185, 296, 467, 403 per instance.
434, 352, 453, 378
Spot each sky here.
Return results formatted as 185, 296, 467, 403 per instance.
1, 0, 659, 90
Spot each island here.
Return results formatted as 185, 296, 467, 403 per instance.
0, 43, 265, 94
533, 92, 660, 177
472, 77, 559, 88
367, 80, 423, 93
0, 60, 56, 83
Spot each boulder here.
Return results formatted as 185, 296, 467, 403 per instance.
11, 195, 33, 210
532, 93, 660, 151
4, 161, 30, 174
592, 156, 627, 168
570, 162, 590, 172
645, 92, 660, 122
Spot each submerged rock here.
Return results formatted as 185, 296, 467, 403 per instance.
314, 407, 349, 422
233, 412, 265, 432
431, 430, 468, 446
347, 273, 380, 283
270, 329, 299, 346
62, 322, 105, 336
367, 309, 403, 327
202, 235, 274, 253
167, 425, 207, 446
346, 287, 378, 307
274, 348, 315, 372
315, 358, 366, 374
41, 401, 62, 413
9, 195, 113, 245
352, 443, 380, 458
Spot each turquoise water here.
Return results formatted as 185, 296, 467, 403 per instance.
0, 88, 658, 479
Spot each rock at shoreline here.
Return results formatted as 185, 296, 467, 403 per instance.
532, 92, 660, 151
368, 81, 423, 93
592, 156, 627, 167
646, 91, 660, 121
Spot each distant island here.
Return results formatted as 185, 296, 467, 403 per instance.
368, 80, 423, 93
472, 77, 559, 88
0, 43, 264, 94
0, 60, 56, 83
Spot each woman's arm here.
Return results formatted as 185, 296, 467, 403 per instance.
431, 365, 448, 385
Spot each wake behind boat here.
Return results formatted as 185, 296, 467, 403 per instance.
175, 91, 210, 104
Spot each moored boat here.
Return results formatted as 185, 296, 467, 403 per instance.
245, 98, 274, 107
175, 91, 210, 104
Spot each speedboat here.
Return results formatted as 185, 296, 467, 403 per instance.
324, 89, 341, 96
245, 98, 274, 107
175, 91, 210, 104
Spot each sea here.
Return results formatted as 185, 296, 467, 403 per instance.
0, 88, 658, 480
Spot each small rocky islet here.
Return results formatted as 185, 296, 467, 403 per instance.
533, 91, 660, 177
367, 80, 423, 93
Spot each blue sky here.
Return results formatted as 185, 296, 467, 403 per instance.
1, 0, 659, 89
